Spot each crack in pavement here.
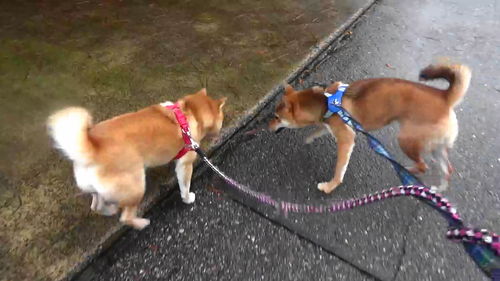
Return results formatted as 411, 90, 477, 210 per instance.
391, 203, 421, 281
215, 186, 385, 281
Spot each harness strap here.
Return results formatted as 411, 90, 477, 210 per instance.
323, 83, 349, 118
162, 102, 195, 160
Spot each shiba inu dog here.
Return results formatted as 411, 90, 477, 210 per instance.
48, 89, 226, 229
270, 63, 471, 193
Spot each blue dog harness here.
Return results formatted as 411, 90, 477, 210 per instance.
323, 83, 349, 118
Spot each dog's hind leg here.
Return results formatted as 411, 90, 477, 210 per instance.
432, 145, 453, 191
120, 205, 149, 230
74, 164, 98, 211
398, 128, 428, 175
101, 166, 149, 229
119, 187, 149, 229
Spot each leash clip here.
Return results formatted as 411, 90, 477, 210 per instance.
182, 128, 200, 150
190, 140, 200, 150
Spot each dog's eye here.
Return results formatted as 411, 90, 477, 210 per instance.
274, 114, 280, 120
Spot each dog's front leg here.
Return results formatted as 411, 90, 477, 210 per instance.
305, 124, 331, 144
175, 151, 197, 204
318, 120, 355, 194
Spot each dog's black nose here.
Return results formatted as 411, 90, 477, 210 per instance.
275, 127, 285, 134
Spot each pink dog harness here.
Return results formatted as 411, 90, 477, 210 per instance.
162, 102, 194, 160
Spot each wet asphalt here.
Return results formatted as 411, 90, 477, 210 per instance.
75, 0, 500, 280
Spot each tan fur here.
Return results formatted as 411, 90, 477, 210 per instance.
270, 64, 471, 193
48, 89, 226, 229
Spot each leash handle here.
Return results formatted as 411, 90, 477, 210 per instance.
448, 227, 500, 277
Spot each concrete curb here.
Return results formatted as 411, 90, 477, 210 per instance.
207, 0, 377, 159
62, 1, 377, 280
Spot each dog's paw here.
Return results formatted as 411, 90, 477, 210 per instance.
318, 181, 340, 194
431, 182, 448, 193
405, 166, 420, 174
182, 192, 196, 204
98, 204, 118, 216
132, 218, 150, 230
317, 182, 328, 191
318, 182, 334, 193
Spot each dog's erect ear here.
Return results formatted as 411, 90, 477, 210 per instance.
284, 84, 294, 96
217, 97, 227, 110
199, 88, 208, 96
326, 82, 342, 93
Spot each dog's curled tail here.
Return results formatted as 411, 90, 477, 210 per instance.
419, 63, 471, 107
47, 107, 95, 164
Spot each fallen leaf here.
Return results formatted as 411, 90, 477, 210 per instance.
208, 185, 223, 195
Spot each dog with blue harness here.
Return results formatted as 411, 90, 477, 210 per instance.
269, 63, 471, 193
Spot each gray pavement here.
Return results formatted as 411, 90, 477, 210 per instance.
78, 179, 374, 281
73, 0, 500, 280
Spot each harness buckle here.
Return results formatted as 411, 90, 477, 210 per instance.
190, 139, 200, 150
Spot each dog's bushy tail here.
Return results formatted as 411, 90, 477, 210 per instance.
419, 63, 471, 107
47, 107, 95, 164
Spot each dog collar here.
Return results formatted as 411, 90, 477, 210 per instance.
323, 83, 349, 118
161, 101, 193, 160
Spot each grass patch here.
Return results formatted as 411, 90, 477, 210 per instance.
0, 0, 367, 279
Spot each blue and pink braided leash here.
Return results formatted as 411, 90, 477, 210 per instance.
336, 108, 500, 278
189, 102, 500, 279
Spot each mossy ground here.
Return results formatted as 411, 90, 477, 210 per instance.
0, 0, 364, 280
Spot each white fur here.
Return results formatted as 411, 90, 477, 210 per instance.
449, 65, 471, 107
47, 107, 93, 164
175, 158, 195, 204
74, 163, 123, 210
160, 101, 174, 107
74, 164, 98, 193
279, 119, 292, 128
317, 182, 329, 191
446, 110, 459, 148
